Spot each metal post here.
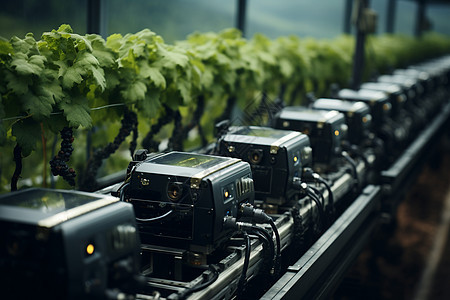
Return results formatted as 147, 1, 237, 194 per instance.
343, 0, 353, 34
351, 0, 369, 90
415, 0, 426, 37
87, 0, 107, 36
386, 0, 397, 33
236, 0, 247, 37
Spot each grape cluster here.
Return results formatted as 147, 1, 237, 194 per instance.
80, 108, 138, 191
11, 145, 23, 191
50, 127, 76, 186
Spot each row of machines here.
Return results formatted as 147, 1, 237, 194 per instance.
1, 55, 450, 299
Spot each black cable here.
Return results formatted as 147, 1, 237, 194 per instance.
268, 219, 281, 276
250, 230, 273, 275
237, 232, 251, 296
341, 151, 360, 189
308, 185, 325, 208
177, 264, 220, 299
119, 182, 174, 222
249, 226, 275, 272
302, 168, 334, 217
315, 176, 334, 211
306, 187, 326, 231
292, 178, 326, 231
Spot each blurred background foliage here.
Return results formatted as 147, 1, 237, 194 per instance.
1, 1, 450, 192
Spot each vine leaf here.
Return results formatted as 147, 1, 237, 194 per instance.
11, 53, 46, 76
56, 60, 84, 89
5, 70, 31, 95
59, 96, 92, 128
121, 80, 147, 102
11, 118, 41, 157
21, 92, 54, 118
140, 64, 166, 89
142, 89, 161, 118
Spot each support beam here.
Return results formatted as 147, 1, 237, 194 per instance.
343, 0, 353, 34
415, 0, 426, 37
87, 0, 107, 36
386, 0, 397, 33
236, 0, 247, 37
351, 0, 370, 90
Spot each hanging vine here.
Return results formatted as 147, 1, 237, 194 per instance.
11, 145, 22, 191
80, 107, 138, 191
49, 127, 76, 187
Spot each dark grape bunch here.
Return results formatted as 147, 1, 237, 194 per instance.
50, 127, 76, 186
80, 107, 138, 191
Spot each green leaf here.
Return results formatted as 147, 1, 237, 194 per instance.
141, 89, 161, 118
21, 91, 54, 118
91, 67, 106, 91
11, 117, 41, 157
155, 43, 189, 69
60, 64, 84, 89
140, 63, 166, 88
11, 53, 46, 76
59, 96, 92, 128
0, 40, 13, 56
121, 80, 147, 102
0, 102, 5, 145
5, 70, 31, 95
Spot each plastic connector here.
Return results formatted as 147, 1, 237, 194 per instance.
302, 167, 321, 181
239, 203, 271, 223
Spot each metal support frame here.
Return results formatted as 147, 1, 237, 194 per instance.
415, 0, 427, 37
262, 185, 382, 300
236, 0, 247, 37
351, 0, 370, 90
87, 0, 107, 36
381, 102, 450, 217
343, 0, 353, 34
386, 0, 397, 33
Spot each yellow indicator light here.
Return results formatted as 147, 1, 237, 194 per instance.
362, 117, 368, 123
334, 130, 340, 136
224, 190, 229, 198
293, 156, 298, 162
383, 103, 390, 111
86, 244, 95, 255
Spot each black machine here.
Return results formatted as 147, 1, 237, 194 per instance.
359, 82, 407, 118
311, 98, 372, 146
217, 126, 312, 205
272, 106, 347, 167
0, 188, 141, 300
123, 151, 255, 254
336, 88, 392, 129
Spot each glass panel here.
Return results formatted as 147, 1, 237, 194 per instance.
0, 0, 87, 39
106, 0, 235, 43
428, 4, 450, 36
371, 0, 388, 34
395, 0, 417, 35
246, 0, 344, 39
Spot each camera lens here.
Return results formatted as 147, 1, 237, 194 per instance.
167, 182, 183, 201
248, 149, 263, 164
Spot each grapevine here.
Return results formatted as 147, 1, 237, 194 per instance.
0, 25, 450, 191
141, 105, 175, 152
49, 127, 76, 186
11, 145, 23, 191
80, 107, 138, 191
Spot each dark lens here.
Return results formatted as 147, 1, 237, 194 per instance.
248, 149, 263, 164
167, 182, 183, 201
